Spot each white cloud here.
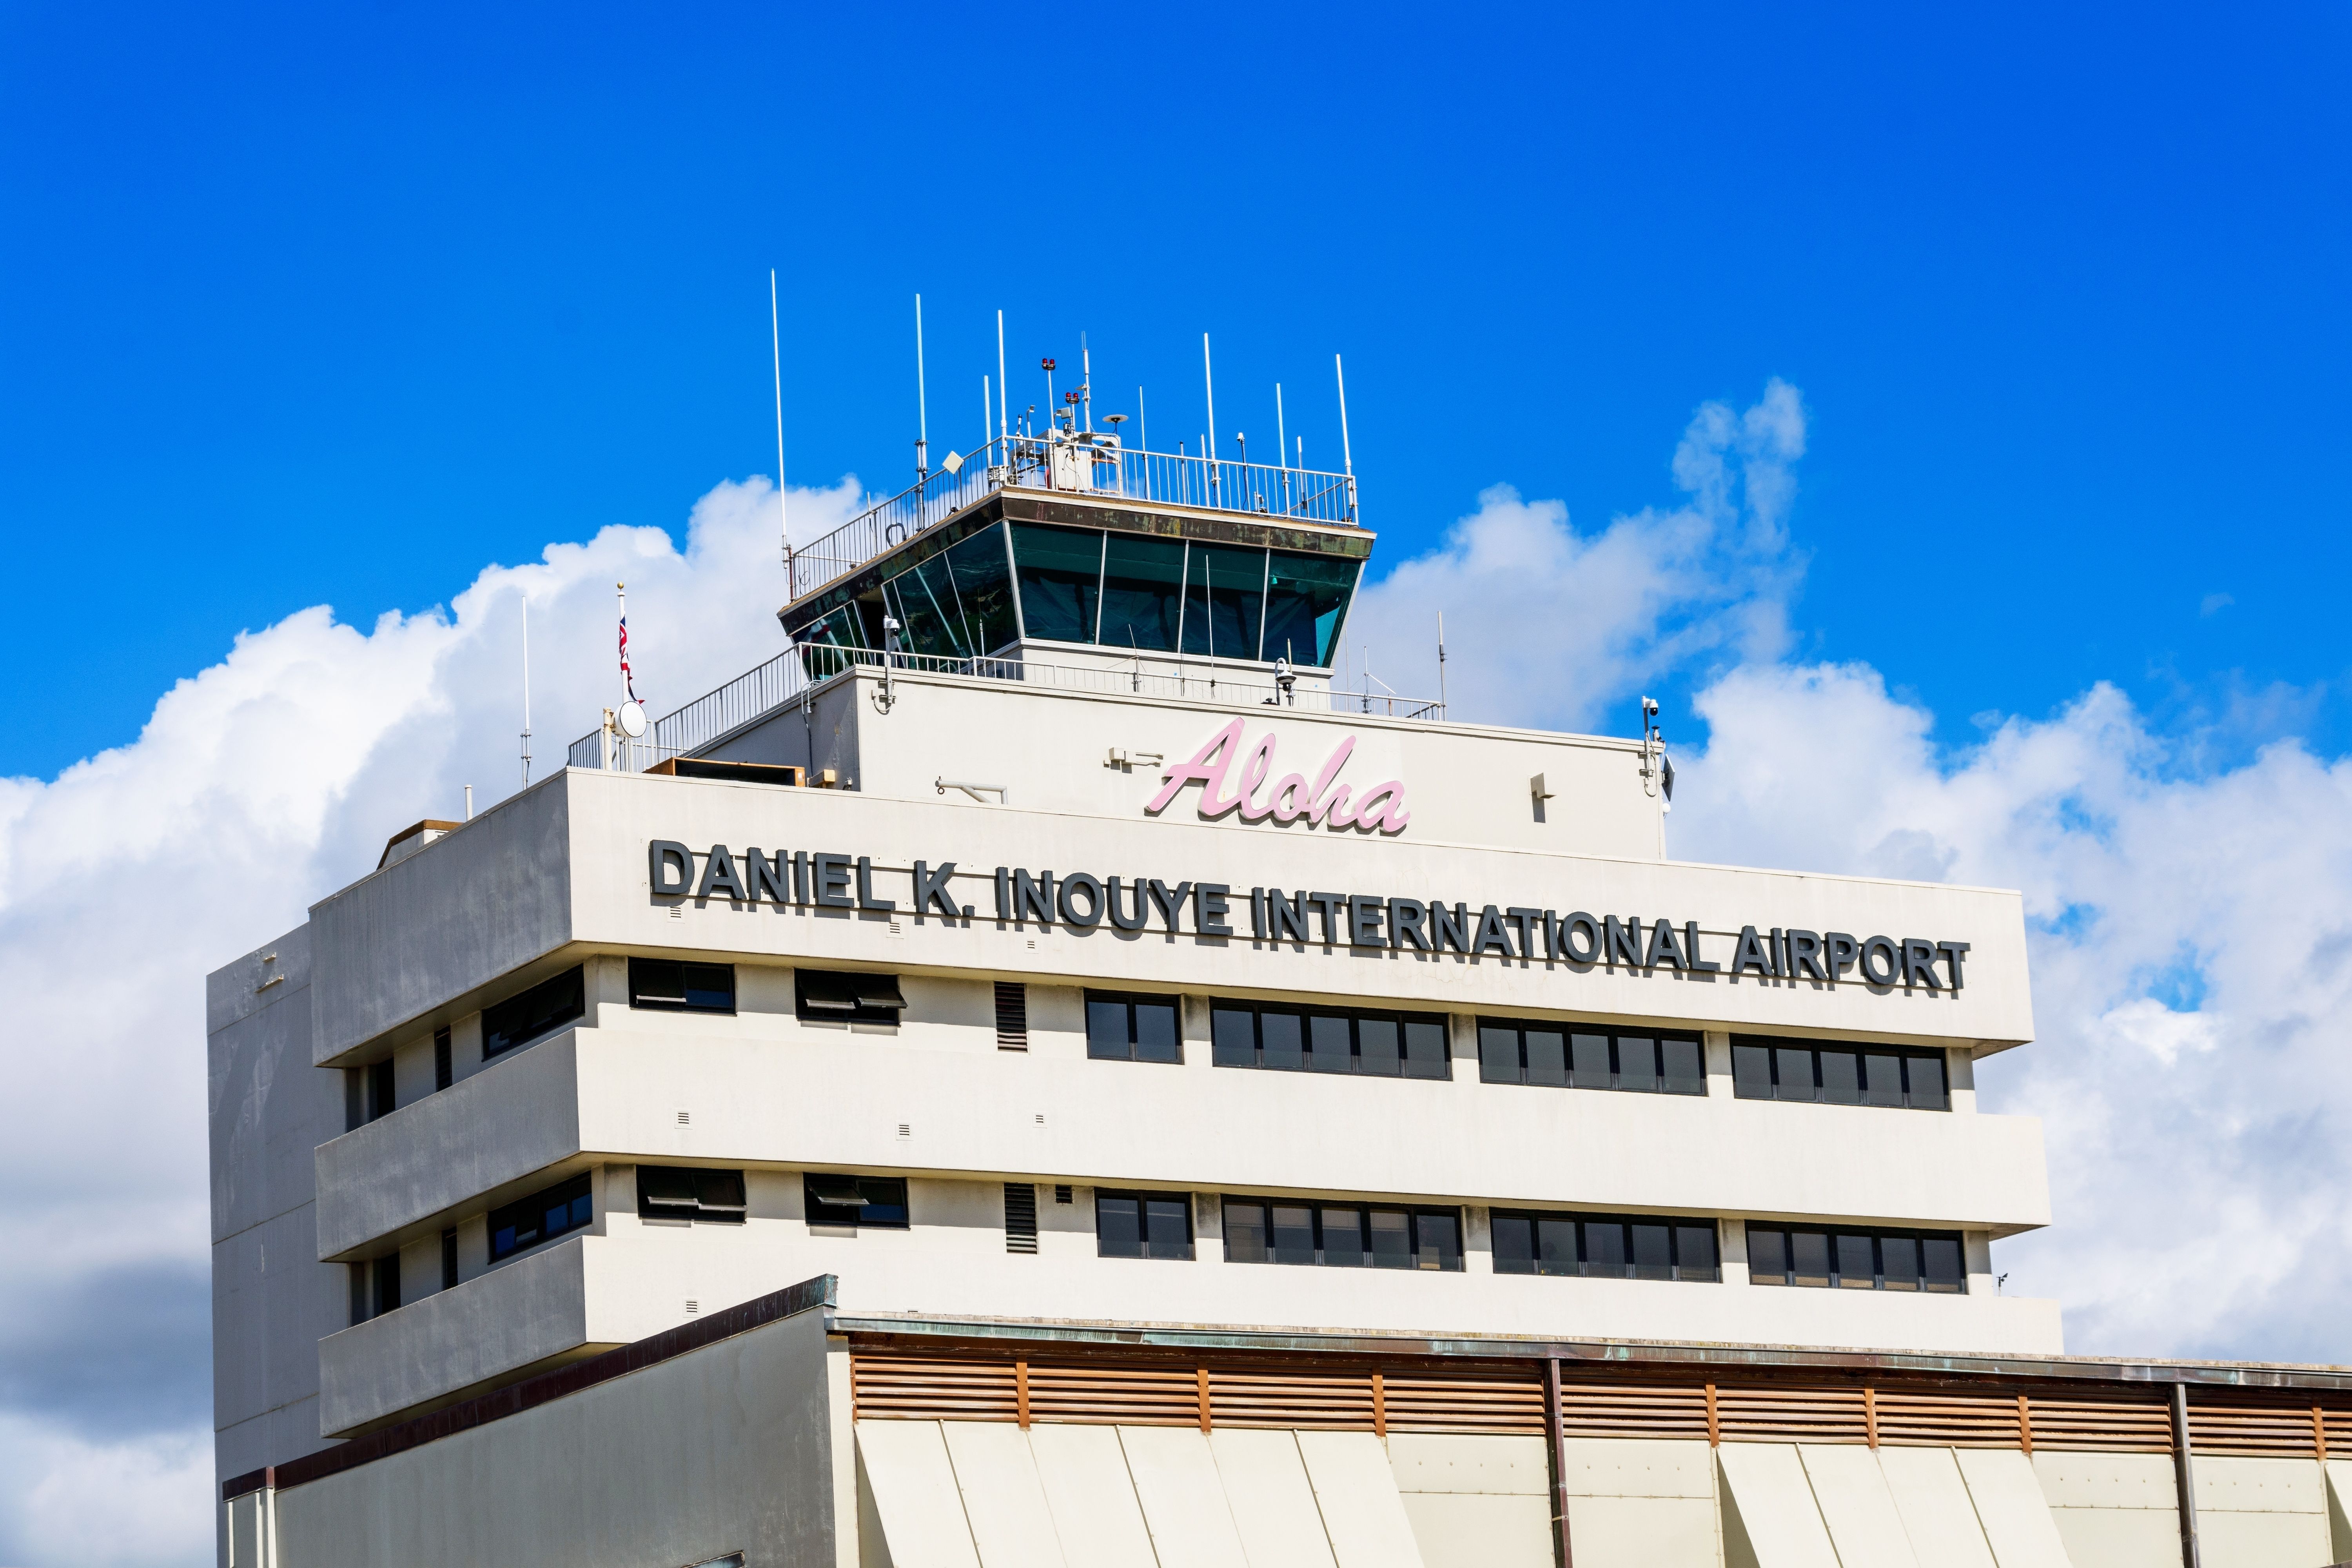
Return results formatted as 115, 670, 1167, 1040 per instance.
1342, 380, 1807, 732
0, 472, 858, 1566
1672, 662, 2352, 1359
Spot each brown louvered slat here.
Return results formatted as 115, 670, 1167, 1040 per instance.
2187, 1400, 2328, 1457
1555, 1382, 1713, 1440
852, 1356, 1019, 1422
1383, 1372, 1547, 1434
1025, 1362, 1203, 1426
2324, 1406, 2352, 1457
1715, 1385, 1871, 1445
1206, 1367, 1375, 1430
2016, 1397, 2174, 1454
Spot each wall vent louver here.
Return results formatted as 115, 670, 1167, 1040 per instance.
995, 982, 1029, 1050
1004, 1183, 1039, 1254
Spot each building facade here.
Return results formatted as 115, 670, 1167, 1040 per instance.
209, 432, 2352, 1566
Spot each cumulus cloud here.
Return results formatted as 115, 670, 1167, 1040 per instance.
1343, 380, 1807, 732
0, 472, 858, 1566
1673, 662, 2352, 1359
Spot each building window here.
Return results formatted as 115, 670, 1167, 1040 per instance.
439, 1227, 458, 1290
995, 982, 1029, 1050
795, 969, 906, 1025
488, 1172, 593, 1262
1490, 1211, 1720, 1281
372, 1253, 401, 1316
1746, 1225, 1966, 1292
433, 1025, 452, 1091
482, 966, 585, 1060
1005, 1183, 1039, 1253
1096, 1191, 1194, 1259
804, 1173, 910, 1229
628, 958, 737, 1013
1730, 1038, 1949, 1110
1085, 992, 1181, 1063
1222, 1198, 1462, 1271
366, 1058, 395, 1122
636, 1167, 748, 1225
1210, 1001, 1449, 1079
1477, 1021, 1704, 1095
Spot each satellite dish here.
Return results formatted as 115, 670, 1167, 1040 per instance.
617, 702, 647, 738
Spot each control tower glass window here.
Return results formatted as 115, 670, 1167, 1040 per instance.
1180, 543, 1268, 659
881, 523, 1018, 659
1010, 523, 1104, 643
1098, 534, 1186, 652
1261, 550, 1358, 667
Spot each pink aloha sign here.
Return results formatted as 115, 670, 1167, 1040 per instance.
1143, 719, 1410, 835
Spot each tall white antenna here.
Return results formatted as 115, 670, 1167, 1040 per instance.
519, 593, 533, 786
982, 375, 991, 452
1081, 333, 1093, 433
1138, 386, 1148, 452
769, 270, 789, 554
913, 294, 929, 480
1275, 383, 1287, 469
1334, 353, 1354, 476
996, 310, 1008, 441
1202, 334, 1218, 499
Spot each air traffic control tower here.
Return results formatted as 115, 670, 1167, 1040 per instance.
209, 390, 2352, 1567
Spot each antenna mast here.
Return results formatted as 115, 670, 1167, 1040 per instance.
1202, 334, 1218, 502
913, 294, 929, 481
519, 594, 533, 786
1437, 610, 1448, 714
996, 310, 1008, 441
770, 270, 789, 556
1138, 387, 1148, 453
1081, 334, 1093, 433
1335, 353, 1357, 524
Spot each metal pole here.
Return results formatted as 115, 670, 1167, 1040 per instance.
914, 294, 929, 481
1139, 387, 1148, 456
770, 270, 789, 553
1082, 334, 1092, 433
1546, 1359, 1574, 1568
1203, 334, 1218, 503
519, 595, 532, 787
2171, 1383, 2200, 1568
1437, 611, 1448, 714
996, 310, 1009, 441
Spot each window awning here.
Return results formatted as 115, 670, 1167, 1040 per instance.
797, 971, 907, 1012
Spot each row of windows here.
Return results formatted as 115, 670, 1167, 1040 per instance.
1222, 1198, 1463, 1272
1490, 1211, 1720, 1281
1747, 1226, 1967, 1292
357, 964, 1957, 1131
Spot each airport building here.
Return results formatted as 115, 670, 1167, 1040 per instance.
209, 413, 2352, 1566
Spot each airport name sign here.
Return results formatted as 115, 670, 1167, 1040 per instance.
646, 840, 1971, 992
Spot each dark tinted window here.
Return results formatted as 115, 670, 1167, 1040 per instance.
482, 966, 585, 1060
1731, 1037, 1951, 1111
1212, 1001, 1447, 1079
1181, 543, 1267, 659
1747, 1224, 1966, 1293
882, 523, 1018, 659
635, 1166, 747, 1224
489, 1172, 593, 1262
1259, 549, 1358, 667
795, 969, 906, 1024
803, 1173, 909, 1229
1098, 534, 1186, 652
1492, 1211, 1720, 1281
1009, 523, 1102, 643
1222, 1197, 1461, 1271
1086, 993, 1182, 1063
1096, 1191, 1194, 1259
1479, 1021, 1704, 1096
628, 958, 737, 1014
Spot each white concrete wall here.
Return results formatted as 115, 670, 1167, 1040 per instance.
2196, 1455, 2337, 1568
2033, 1451, 2183, 1566
277, 1291, 839, 1568
1388, 1433, 1555, 1568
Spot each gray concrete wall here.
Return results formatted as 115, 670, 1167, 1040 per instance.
306, 773, 573, 1065
276, 1294, 839, 1568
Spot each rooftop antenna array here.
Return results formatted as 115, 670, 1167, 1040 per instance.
913, 294, 929, 482
770, 270, 789, 562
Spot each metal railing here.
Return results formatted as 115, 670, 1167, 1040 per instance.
785, 432, 1359, 603
566, 646, 1441, 771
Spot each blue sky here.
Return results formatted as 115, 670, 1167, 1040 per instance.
7, 2, 2348, 779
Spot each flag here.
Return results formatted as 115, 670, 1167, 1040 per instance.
619, 615, 641, 705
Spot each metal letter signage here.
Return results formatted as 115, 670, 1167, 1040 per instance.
1143, 718, 1409, 834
